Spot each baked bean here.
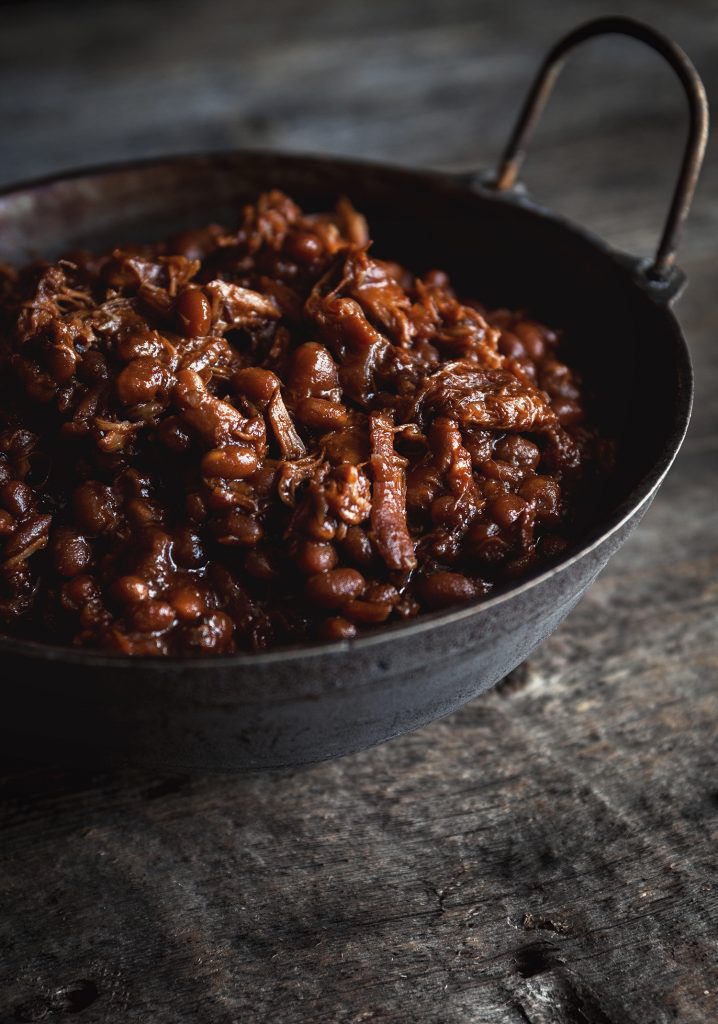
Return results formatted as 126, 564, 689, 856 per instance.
489, 494, 529, 530
185, 492, 208, 524
519, 476, 561, 521
338, 526, 376, 570
295, 540, 338, 575
498, 330, 526, 359
201, 445, 258, 480
116, 357, 169, 406
158, 415, 191, 453
212, 510, 263, 547
129, 599, 176, 633
306, 568, 365, 609
172, 526, 207, 569
407, 465, 443, 510
169, 584, 206, 622
287, 342, 340, 401
243, 547, 278, 581
232, 367, 280, 407
0, 190, 606, 654
421, 572, 481, 609
79, 350, 109, 383
0, 481, 34, 518
0, 510, 14, 535
341, 599, 392, 624
364, 582, 398, 604
494, 435, 540, 469
46, 344, 77, 384
183, 611, 234, 652
61, 574, 98, 612
286, 232, 323, 264
551, 397, 583, 426
111, 576, 151, 606
295, 397, 347, 430
318, 616, 357, 641
514, 321, 546, 360
73, 482, 119, 535
431, 495, 458, 527
126, 497, 163, 529
176, 287, 212, 337
52, 527, 92, 577
79, 600, 110, 630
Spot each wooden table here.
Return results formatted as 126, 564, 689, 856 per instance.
1, 2, 716, 1021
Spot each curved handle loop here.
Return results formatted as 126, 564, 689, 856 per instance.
495, 16, 709, 279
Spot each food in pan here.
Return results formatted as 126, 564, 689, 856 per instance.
0, 190, 611, 655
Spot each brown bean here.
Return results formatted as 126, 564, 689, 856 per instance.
158, 416, 191, 453
176, 287, 212, 337
519, 476, 561, 521
494, 435, 541, 469
111, 575, 151, 606
212, 510, 263, 547
364, 582, 398, 604
514, 321, 546, 361
201, 445, 258, 480
169, 584, 206, 622
232, 367, 280, 407
551, 397, 583, 427
489, 494, 529, 530
129, 599, 176, 633
339, 526, 376, 570
342, 599, 392, 625
243, 548, 278, 582
61, 574, 98, 612
420, 572, 481, 609
305, 568, 365, 609
172, 526, 207, 568
295, 540, 338, 575
498, 331, 526, 359
430, 495, 458, 527
79, 600, 110, 630
183, 611, 234, 652
317, 616, 357, 641
185, 492, 208, 524
0, 510, 14, 535
126, 497, 163, 528
52, 527, 92, 577
286, 232, 323, 264
116, 357, 170, 406
0, 481, 34, 518
46, 344, 77, 384
79, 350, 109, 383
287, 342, 340, 401
295, 397, 348, 430
73, 481, 119, 535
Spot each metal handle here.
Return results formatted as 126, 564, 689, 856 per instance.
495, 16, 709, 280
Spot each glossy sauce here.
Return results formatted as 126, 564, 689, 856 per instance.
0, 191, 611, 654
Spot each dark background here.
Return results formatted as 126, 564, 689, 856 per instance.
1, 2, 717, 1022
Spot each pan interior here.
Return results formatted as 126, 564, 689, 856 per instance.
0, 152, 690, 628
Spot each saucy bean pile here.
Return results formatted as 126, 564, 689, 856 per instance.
0, 191, 610, 655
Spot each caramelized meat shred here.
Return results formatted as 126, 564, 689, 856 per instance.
0, 191, 610, 654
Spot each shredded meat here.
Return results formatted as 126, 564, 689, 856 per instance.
0, 191, 611, 653
369, 411, 417, 573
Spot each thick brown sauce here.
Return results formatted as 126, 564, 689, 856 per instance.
0, 191, 611, 654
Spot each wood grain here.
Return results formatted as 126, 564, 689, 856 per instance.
1, 1, 717, 1021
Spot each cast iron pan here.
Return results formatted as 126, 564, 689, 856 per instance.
0, 18, 709, 769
